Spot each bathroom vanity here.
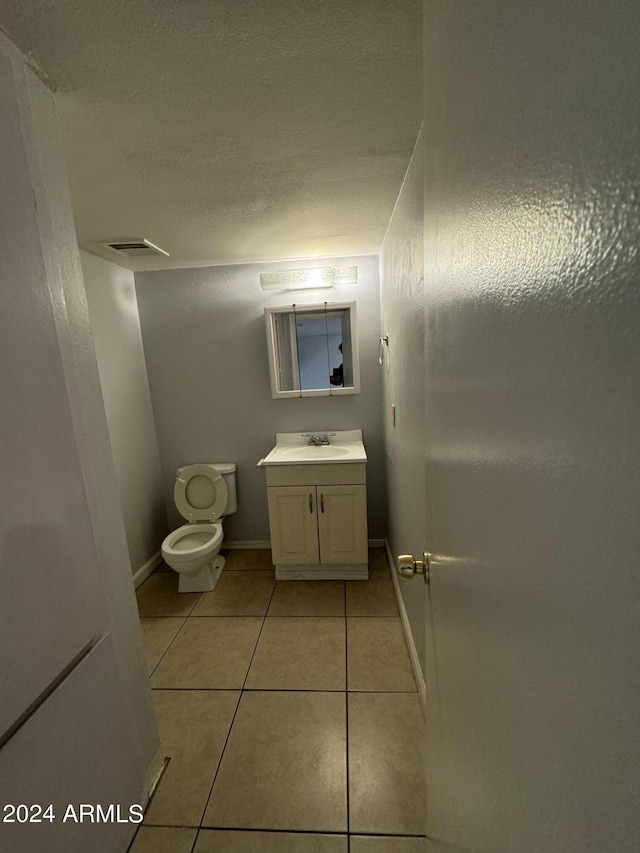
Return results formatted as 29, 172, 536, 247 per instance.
259, 431, 368, 579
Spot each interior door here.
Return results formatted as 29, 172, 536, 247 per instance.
420, 139, 640, 853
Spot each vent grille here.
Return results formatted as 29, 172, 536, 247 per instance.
101, 238, 169, 258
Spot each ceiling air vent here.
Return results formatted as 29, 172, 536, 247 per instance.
101, 238, 169, 258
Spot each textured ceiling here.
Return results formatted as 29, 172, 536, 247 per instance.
0, 0, 422, 270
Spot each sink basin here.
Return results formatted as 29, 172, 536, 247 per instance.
278, 445, 352, 460
259, 430, 367, 466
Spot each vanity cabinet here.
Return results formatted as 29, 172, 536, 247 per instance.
266, 463, 368, 579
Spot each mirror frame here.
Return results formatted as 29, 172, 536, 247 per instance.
264, 301, 361, 399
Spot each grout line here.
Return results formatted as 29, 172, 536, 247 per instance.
261, 613, 346, 618
137, 613, 195, 619
193, 825, 357, 836
142, 613, 403, 620
141, 612, 403, 618
196, 691, 243, 828
189, 828, 199, 853
187, 592, 204, 616
349, 832, 428, 839
147, 686, 418, 693
125, 824, 139, 852
189, 613, 278, 618
147, 614, 190, 678
345, 581, 351, 852
241, 581, 277, 691
198, 578, 278, 828
131, 822, 427, 838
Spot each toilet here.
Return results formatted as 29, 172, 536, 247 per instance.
161, 463, 237, 593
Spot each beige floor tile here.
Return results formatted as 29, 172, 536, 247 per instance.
145, 690, 240, 826
268, 580, 345, 616
346, 569, 398, 617
145, 754, 219, 827
222, 549, 274, 571
139, 617, 185, 674
152, 689, 240, 759
151, 618, 263, 688
347, 618, 416, 692
246, 617, 345, 690
192, 571, 275, 616
368, 548, 389, 571
136, 572, 200, 617
350, 837, 426, 853
348, 693, 425, 835
203, 691, 347, 832
195, 829, 348, 852
130, 826, 197, 853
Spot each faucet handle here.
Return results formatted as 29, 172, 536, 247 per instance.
321, 432, 336, 444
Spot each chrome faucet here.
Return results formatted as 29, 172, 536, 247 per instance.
302, 433, 335, 446
302, 433, 322, 446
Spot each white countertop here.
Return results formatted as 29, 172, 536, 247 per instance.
258, 430, 367, 466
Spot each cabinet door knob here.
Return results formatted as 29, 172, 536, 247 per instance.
320, 493, 325, 513
309, 493, 313, 513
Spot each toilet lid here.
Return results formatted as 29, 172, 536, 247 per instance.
174, 464, 229, 521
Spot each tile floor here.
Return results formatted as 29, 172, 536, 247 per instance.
130, 549, 426, 853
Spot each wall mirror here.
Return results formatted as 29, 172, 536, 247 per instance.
264, 301, 360, 398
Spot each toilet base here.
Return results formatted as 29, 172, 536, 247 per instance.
178, 555, 225, 593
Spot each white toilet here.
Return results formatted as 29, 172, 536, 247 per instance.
161, 462, 237, 593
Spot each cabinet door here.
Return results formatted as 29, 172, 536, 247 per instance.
317, 485, 368, 564
267, 486, 320, 564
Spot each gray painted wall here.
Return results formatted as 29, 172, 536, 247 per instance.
82, 250, 168, 575
420, 0, 640, 849
135, 255, 385, 542
380, 130, 426, 675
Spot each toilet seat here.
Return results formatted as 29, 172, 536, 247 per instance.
162, 521, 223, 563
174, 464, 229, 521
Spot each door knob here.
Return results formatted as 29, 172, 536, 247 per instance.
397, 552, 431, 585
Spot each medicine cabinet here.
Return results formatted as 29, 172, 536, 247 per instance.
264, 302, 360, 399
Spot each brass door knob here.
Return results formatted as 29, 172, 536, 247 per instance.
397, 552, 431, 585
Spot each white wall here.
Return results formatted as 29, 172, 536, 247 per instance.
379, 130, 426, 674
0, 36, 160, 852
81, 250, 168, 576
135, 255, 385, 542
419, 0, 640, 849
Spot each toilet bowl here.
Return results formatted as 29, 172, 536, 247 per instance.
161, 462, 237, 593
162, 521, 224, 592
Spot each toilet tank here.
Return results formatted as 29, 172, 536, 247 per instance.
211, 462, 237, 516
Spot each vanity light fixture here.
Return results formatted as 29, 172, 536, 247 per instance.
260, 265, 358, 292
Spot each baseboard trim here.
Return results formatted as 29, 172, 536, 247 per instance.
275, 563, 368, 580
133, 551, 162, 589
384, 538, 427, 719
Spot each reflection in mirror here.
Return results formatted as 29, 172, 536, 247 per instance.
265, 302, 360, 399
